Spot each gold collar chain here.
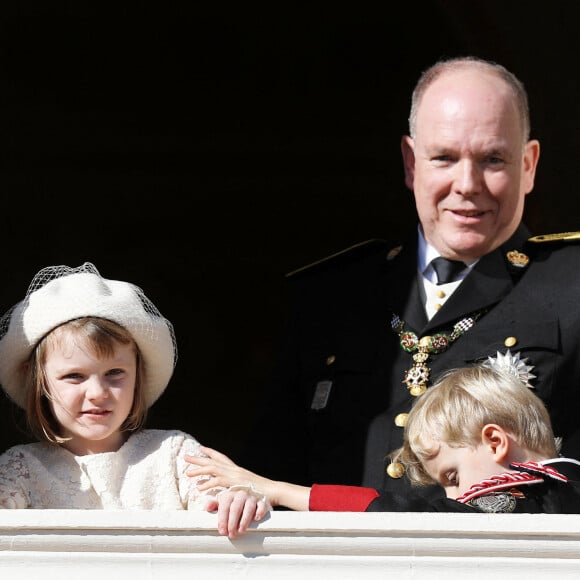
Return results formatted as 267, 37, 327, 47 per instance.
391, 311, 484, 396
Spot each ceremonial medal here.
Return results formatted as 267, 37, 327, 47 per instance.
482, 349, 536, 388
392, 311, 484, 396
467, 492, 518, 513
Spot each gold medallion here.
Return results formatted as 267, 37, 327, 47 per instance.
403, 361, 430, 395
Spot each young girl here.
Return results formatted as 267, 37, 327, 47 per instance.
187, 365, 580, 522
0, 263, 267, 536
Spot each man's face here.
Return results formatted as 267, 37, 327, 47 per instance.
401, 70, 540, 261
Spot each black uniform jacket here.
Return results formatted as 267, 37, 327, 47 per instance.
363, 459, 580, 513
241, 224, 580, 502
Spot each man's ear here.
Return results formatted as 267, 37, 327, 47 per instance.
400, 135, 416, 191
481, 424, 510, 463
522, 138, 540, 195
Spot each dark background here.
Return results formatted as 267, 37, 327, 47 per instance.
1, 2, 579, 458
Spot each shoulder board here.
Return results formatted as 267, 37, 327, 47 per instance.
286, 239, 388, 278
527, 231, 580, 243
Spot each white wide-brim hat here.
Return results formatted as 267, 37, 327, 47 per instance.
0, 263, 177, 409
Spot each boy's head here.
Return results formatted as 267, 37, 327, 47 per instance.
394, 365, 558, 496
0, 263, 176, 424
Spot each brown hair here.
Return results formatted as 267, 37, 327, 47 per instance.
24, 317, 148, 444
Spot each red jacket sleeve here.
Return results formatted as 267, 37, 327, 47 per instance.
309, 484, 380, 512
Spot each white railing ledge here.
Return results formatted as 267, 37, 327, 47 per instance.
2, 510, 580, 579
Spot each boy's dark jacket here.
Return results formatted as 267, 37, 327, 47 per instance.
309, 459, 580, 513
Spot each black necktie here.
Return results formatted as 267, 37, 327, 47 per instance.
431, 257, 466, 285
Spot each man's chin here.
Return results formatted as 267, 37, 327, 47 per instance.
444, 234, 497, 261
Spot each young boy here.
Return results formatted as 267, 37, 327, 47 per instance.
188, 365, 580, 528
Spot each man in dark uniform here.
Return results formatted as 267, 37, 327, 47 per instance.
240, 56, 580, 503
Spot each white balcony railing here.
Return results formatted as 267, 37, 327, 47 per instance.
1, 510, 580, 579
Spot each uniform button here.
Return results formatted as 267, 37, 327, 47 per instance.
394, 413, 408, 427
325, 355, 336, 366
504, 337, 517, 348
387, 462, 405, 479
435, 303, 442, 310
437, 290, 446, 299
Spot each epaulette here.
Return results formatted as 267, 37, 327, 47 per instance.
527, 231, 580, 243
285, 239, 389, 278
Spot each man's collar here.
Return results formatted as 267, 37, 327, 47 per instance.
417, 225, 479, 277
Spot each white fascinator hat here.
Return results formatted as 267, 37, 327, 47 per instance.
0, 262, 177, 409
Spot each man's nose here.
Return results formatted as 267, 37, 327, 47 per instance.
453, 159, 482, 196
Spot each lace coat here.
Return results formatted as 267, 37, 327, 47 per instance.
0, 429, 214, 509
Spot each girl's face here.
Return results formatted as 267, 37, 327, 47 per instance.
44, 330, 137, 455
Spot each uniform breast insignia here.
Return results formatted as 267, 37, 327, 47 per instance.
482, 349, 536, 388
506, 250, 529, 267
466, 491, 518, 513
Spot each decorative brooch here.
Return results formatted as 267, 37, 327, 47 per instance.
482, 349, 536, 388
506, 250, 530, 268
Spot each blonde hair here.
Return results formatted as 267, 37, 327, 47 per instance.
408, 56, 531, 142
393, 365, 558, 486
23, 317, 148, 444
